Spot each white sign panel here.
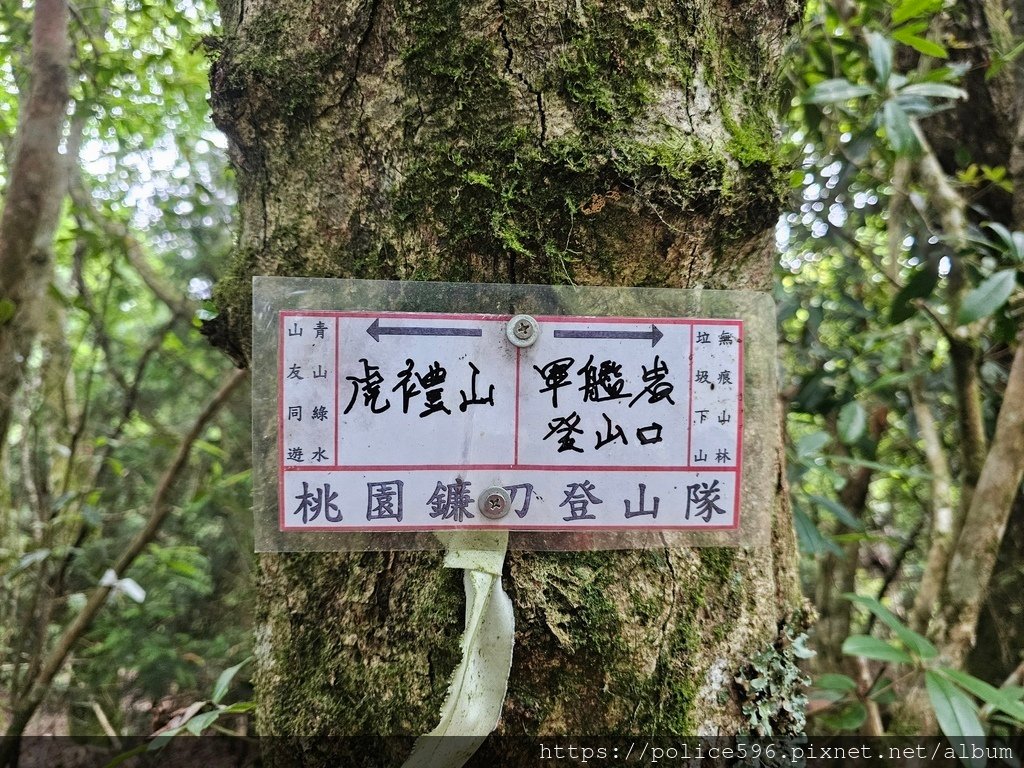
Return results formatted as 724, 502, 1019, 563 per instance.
276, 311, 743, 532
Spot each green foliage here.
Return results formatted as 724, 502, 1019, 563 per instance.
837, 401, 867, 445
0, 0, 253, 739
816, 594, 1024, 744
148, 657, 254, 749
958, 270, 1018, 325
779, 0, 1022, 576
781, 0, 1024, 745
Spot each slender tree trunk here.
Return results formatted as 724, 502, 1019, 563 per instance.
911, 0, 1024, 672
208, 0, 804, 761
967, 487, 1024, 682
813, 465, 870, 670
0, 0, 69, 457
935, 338, 1024, 667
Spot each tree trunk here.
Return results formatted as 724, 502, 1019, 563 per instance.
0, 0, 69, 458
967, 487, 1024, 683
911, 0, 1024, 672
208, 0, 804, 761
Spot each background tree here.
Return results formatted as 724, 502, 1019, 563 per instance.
1, 1, 252, 762
204, 0, 805, 762
0, 0, 68, 454
780, 0, 1024, 738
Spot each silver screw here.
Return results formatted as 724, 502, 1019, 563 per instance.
478, 486, 512, 519
506, 314, 539, 348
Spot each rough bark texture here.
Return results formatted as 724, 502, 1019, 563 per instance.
207, 0, 803, 761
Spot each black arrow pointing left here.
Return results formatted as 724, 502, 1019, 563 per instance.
366, 318, 483, 342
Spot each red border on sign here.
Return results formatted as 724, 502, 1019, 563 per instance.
287, 523, 741, 532
277, 310, 744, 532
278, 313, 284, 530
735, 326, 745, 532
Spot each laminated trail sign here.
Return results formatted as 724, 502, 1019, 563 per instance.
252, 278, 776, 551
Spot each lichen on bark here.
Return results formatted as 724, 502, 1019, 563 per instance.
208, 0, 805, 757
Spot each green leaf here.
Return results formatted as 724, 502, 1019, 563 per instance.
219, 701, 256, 714
796, 430, 830, 459
882, 100, 920, 155
893, 30, 949, 58
892, 0, 943, 24
218, 469, 252, 488
899, 83, 967, 100
869, 675, 899, 704
211, 656, 252, 704
794, 505, 842, 556
808, 494, 862, 529
844, 593, 938, 659
193, 439, 227, 459
816, 673, 858, 692
958, 269, 1018, 324
8, 549, 51, 579
832, 532, 896, 544
983, 222, 1024, 262
183, 710, 220, 736
804, 79, 875, 104
894, 94, 949, 118
813, 688, 847, 703
938, 668, 1024, 722
867, 32, 893, 86
827, 454, 933, 479
1011, 233, 1024, 259
983, 39, 1024, 81
147, 727, 183, 751
819, 701, 868, 731
866, 370, 920, 392
925, 671, 986, 762
890, 260, 940, 323
895, 19, 930, 36
837, 401, 867, 444
842, 635, 913, 664
1003, 685, 1024, 701
986, 39, 1024, 81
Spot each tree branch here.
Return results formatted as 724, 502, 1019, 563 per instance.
907, 368, 957, 633
1009, 98, 1024, 230
69, 180, 198, 321
911, 124, 967, 251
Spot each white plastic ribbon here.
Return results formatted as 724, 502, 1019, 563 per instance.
402, 532, 514, 768
99, 568, 147, 603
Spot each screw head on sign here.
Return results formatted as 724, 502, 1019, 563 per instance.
506, 314, 539, 348
478, 486, 512, 519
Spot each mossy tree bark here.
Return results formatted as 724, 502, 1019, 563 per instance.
208, 0, 804, 762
